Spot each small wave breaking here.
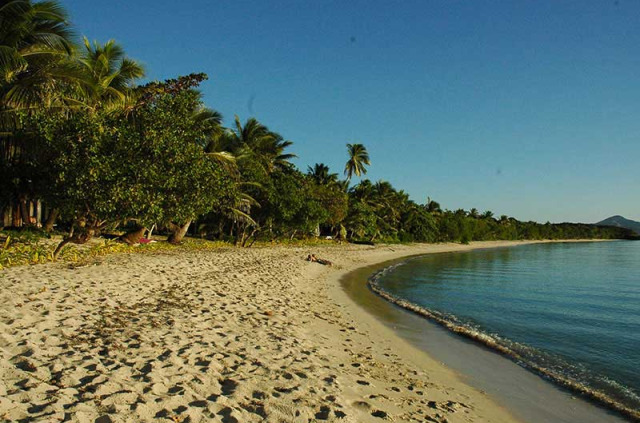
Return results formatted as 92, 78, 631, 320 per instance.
368, 263, 640, 422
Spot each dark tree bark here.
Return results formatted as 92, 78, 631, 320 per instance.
19, 197, 31, 227
52, 238, 71, 260
242, 227, 259, 248
43, 208, 59, 232
11, 202, 21, 227
53, 225, 96, 260
119, 226, 147, 245
167, 221, 191, 244
52, 217, 105, 260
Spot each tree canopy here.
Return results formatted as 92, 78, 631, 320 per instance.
1, 0, 635, 254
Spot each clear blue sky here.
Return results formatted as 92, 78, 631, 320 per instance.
64, 0, 639, 223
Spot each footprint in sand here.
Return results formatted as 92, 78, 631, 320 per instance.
220, 378, 238, 396
371, 409, 388, 418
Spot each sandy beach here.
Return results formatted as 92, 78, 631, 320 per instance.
0, 240, 594, 422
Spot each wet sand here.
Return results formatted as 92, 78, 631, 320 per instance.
339, 249, 631, 423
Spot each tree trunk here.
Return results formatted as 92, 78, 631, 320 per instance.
234, 221, 244, 246
243, 227, 259, 248
19, 197, 31, 227
53, 238, 71, 260
44, 208, 59, 232
52, 226, 96, 260
119, 226, 147, 245
167, 221, 191, 244
11, 202, 20, 227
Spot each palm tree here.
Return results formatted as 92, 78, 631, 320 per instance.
350, 179, 375, 204
0, 0, 77, 112
374, 181, 400, 230
192, 107, 237, 171
231, 115, 296, 173
268, 132, 296, 171
307, 163, 338, 185
73, 37, 144, 110
344, 143, 370, 181
194, 107, 223, 138
42, 38, 143, 231
1, 0, 78, 227
426, 197, 442, 214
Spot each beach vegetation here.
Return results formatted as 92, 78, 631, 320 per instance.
344, 143, 370, 181
0, 0, 636, 268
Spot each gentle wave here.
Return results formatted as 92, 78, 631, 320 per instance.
367, 262, 640, 422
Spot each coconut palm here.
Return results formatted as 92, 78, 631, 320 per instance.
350, 179, 375, 204
194, 107, 223, 137
1, 0, 79, 227
231, 115, 296, 173
483, 210, 495, 220
344, 143, 370, 181
426, 198, 442, 214
373, 180, 404, 231
268, 132, 296, 171
192, 107, 237, 169
73, 37, 144, 110
307, 163, 338, 185
38, 38, 143, 231
0, 0, 77, 112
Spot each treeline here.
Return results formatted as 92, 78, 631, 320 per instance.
1, 1, 633, 258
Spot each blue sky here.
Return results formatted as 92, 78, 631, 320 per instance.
64, 0, 639, 223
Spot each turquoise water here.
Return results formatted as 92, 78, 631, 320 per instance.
375, 242, 640, 414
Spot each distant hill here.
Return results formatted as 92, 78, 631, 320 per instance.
596, 215, 640, 234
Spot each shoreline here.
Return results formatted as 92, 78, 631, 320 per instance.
334, 240, 635, 423
367, 260, 639, 422
0, 239, 629, 422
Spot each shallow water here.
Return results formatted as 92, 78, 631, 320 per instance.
376, 241, 640, 415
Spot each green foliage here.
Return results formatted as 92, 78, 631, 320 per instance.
259, 169, 326, 238
0, 233, 231, 270
344, 143, 370, 181
20, 77, 235, 252
399, 205, 437, 242
345, 201, 378, 240
122, 87, 234, 227
0, 239, 52, 269
341, 178, 633, 244
0, 0, 75, 110
1, 1, 634, 258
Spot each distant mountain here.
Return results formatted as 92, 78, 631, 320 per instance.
596, 215, 640, 234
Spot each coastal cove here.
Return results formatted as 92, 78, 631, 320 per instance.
339, 240, 635, 423
0, 240, 578, 422
3, 2, 640, 422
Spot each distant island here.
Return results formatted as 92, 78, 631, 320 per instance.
596, 216, 640, 235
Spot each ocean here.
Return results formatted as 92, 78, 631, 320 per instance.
373, 241, 640, 417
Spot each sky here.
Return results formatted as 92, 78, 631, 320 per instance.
63, 0, 639, 223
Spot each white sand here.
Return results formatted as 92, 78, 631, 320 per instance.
0, 241, 555, 422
